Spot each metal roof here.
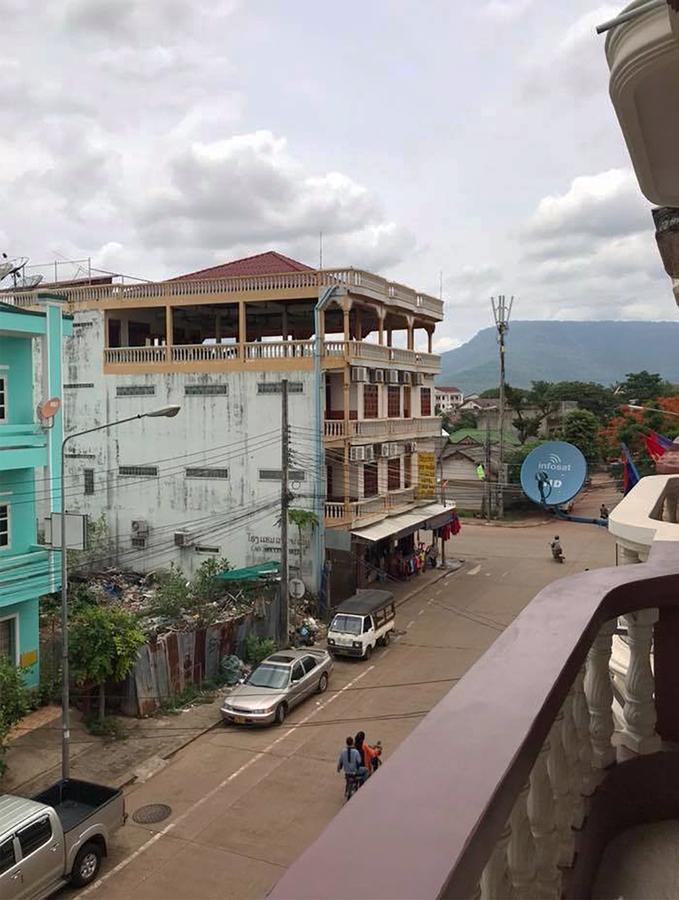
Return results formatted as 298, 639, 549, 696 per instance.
0, 794, 46, 835
351, 503, 455, 544
334, 589, 394, 615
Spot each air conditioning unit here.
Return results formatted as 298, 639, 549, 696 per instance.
401, 371, 412, 385
388, 442, 401, 457
174, 530, 193, 548
131, 535, 147, 549
371, 369, 385, 383
350, 446, 367, 462
413, 373, 424, 385
131, 519, 148, 536
405, 441, 417, 454
386, 370, 399, 384
351, 367, 369, 383
379, 443, 390, 457
364, 446, 375, 462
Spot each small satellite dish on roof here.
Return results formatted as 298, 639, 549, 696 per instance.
37, 397, 61, 427
20, 274, 43, 289
520, 441, 587, 507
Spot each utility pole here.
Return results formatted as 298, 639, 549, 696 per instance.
491, 294, 513, 519
485, 417, 492, 522
280, 379, 290, 647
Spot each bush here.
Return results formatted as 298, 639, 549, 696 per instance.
244, 635, 276, 665
0, 660, 29, 776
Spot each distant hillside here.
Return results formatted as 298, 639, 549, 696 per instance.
437, 321, 679, 393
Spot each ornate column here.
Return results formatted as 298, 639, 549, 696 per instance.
507, 783, 536, 899
572, 667, 597, 800
561, 688, 585, 829
480, 822, 511, 900
585, 620, 616, 772
547, 710, 575, 867
528, 741, 561, 900
620, 609, 661, 754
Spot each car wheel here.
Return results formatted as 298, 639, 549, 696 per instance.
317, 672, 329, 693
71, 843, 102, 887
364, 644, 373, 660
383, 630, 391, 647
275, 703, 287, 725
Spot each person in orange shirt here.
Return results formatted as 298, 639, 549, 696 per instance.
354, 731, 380, 776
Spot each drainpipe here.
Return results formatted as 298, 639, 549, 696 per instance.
314, 285, 339, 610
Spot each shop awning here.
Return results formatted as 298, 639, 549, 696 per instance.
216, 562, 280, 581
351, 503, 455, 544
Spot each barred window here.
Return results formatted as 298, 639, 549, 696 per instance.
72, 320, 94, 329
186, 467, 229, 479
84, 469, 95, 495
0, 376, 5, 421
185, 384, 228, 396
0, 504, 8, 548
257, 382, 304, 394
64, 383, 95, 389
65, 452, 96, 460
195, 545, 220, 554
116, 385, 156, 397
118, 466, 158, 477
259, 469, 306, 481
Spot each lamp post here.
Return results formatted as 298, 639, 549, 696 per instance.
60, 404, 180, 780
626, 404, 679, 418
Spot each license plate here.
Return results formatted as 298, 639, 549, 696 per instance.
233, 715, 245, 724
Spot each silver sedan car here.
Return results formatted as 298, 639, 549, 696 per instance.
221, 648, 333, 726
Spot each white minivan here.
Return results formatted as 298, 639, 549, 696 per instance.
326, 590, 396, 660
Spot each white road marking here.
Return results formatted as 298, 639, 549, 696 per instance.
418, 609, 425, 616
467, 564, 481, 576
406, 619, 415, 629
84, 664, 375, 894
382, 649, 391, 658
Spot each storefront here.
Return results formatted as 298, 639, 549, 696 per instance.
351, 503, 459, 588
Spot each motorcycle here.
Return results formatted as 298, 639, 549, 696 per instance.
344, 773, 361, 802
550, 542, 565, 564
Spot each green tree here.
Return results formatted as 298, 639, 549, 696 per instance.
69, 606, 145, 722
192, 557, 230, 602
562, 410, 601, 466
0, 659, 29, 776
288, 508, 318, 571
506, 386, 543, 444
456, 410, 478, 430
506, 440, 544, 484
548, 381, 618, 422
620, 371, 670, 402
479, 388, 500, 399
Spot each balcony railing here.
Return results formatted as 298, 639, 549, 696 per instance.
352, 417, 440, 439
5, 267, 444, 320
171, 343, 239, 363
387, 486, 416, 508
244, 340, 314, 360
273, 479, 679, 900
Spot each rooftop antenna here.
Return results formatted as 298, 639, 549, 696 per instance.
491, 294, 514, 518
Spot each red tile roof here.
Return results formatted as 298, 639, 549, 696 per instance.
172, 251, 313, 281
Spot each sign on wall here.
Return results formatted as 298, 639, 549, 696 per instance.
416, 451, 436, 499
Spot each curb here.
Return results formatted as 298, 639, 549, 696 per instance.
459, 519, 552, 529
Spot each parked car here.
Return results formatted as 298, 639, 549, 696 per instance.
221, 648, 333, 726
0, 779, 126, 899
326, 590, 396, 659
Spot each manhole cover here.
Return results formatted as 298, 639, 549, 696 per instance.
132, 803, 172, 825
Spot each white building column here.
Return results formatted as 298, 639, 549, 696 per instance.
619, 608, 661, 755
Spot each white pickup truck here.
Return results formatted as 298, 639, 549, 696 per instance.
0, 779, 125, 899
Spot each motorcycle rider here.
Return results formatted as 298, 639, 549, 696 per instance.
550, 535, 564, 561
337, 736, 368, 785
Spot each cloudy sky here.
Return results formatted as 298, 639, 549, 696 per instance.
0, 0, 672, 348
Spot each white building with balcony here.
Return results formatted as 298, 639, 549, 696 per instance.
4, 251, 451, 601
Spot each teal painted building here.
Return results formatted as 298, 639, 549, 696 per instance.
0, 298, 72, 686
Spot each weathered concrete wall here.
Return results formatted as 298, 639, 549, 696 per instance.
60, 310, 319, 585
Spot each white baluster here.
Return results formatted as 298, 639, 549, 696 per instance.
561, 687, 585, 830
547, 710, 575, 867
480, 822, 511, 900
585, 619, 616, 773
528, 740, 561, 900
507, 782, 536, 899
573, 667, 597, 800
619, 609, 661, 754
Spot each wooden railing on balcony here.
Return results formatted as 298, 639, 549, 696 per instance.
5, 267, 444, 320
270, 507, 679, 900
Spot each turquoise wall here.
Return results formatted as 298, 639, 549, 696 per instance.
0, 597, 39, 686
0, 336, 33, 422
0, 468, 36, 556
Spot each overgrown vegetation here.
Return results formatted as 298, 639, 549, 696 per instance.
244, 634, 276, 665
149, 557, 232, 625
0, 659, 29, 776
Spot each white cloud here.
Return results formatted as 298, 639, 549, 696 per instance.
433, 335, 462, 352
481, 0, 534, 21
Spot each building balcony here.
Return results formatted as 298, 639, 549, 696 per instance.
0, 424, 48, 470
325, 487, 422, 529
0, 548, 55, 605
323, 416, 441, 442
104, 339, 441, 375
276, 475, 679, 900
6, 267, 444, 321
605, 1, 679, 206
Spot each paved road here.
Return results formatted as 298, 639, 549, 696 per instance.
83, 520, 614, 900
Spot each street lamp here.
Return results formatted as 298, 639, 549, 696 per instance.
60, 405, 180, 780
626, 404, 679, 418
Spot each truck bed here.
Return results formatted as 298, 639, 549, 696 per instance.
33, 779, 121, 834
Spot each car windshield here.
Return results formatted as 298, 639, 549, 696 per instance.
330, 614, 362, 635
246, 664, 290, 689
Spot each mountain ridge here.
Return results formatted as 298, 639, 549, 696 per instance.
437, 320, 679, 392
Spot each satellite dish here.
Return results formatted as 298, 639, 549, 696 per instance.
20, 274, 43, 289
289, 578, 306, 600
0, 256, 28, 282
520, 441, 587, 507
37, 397, 61, 423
